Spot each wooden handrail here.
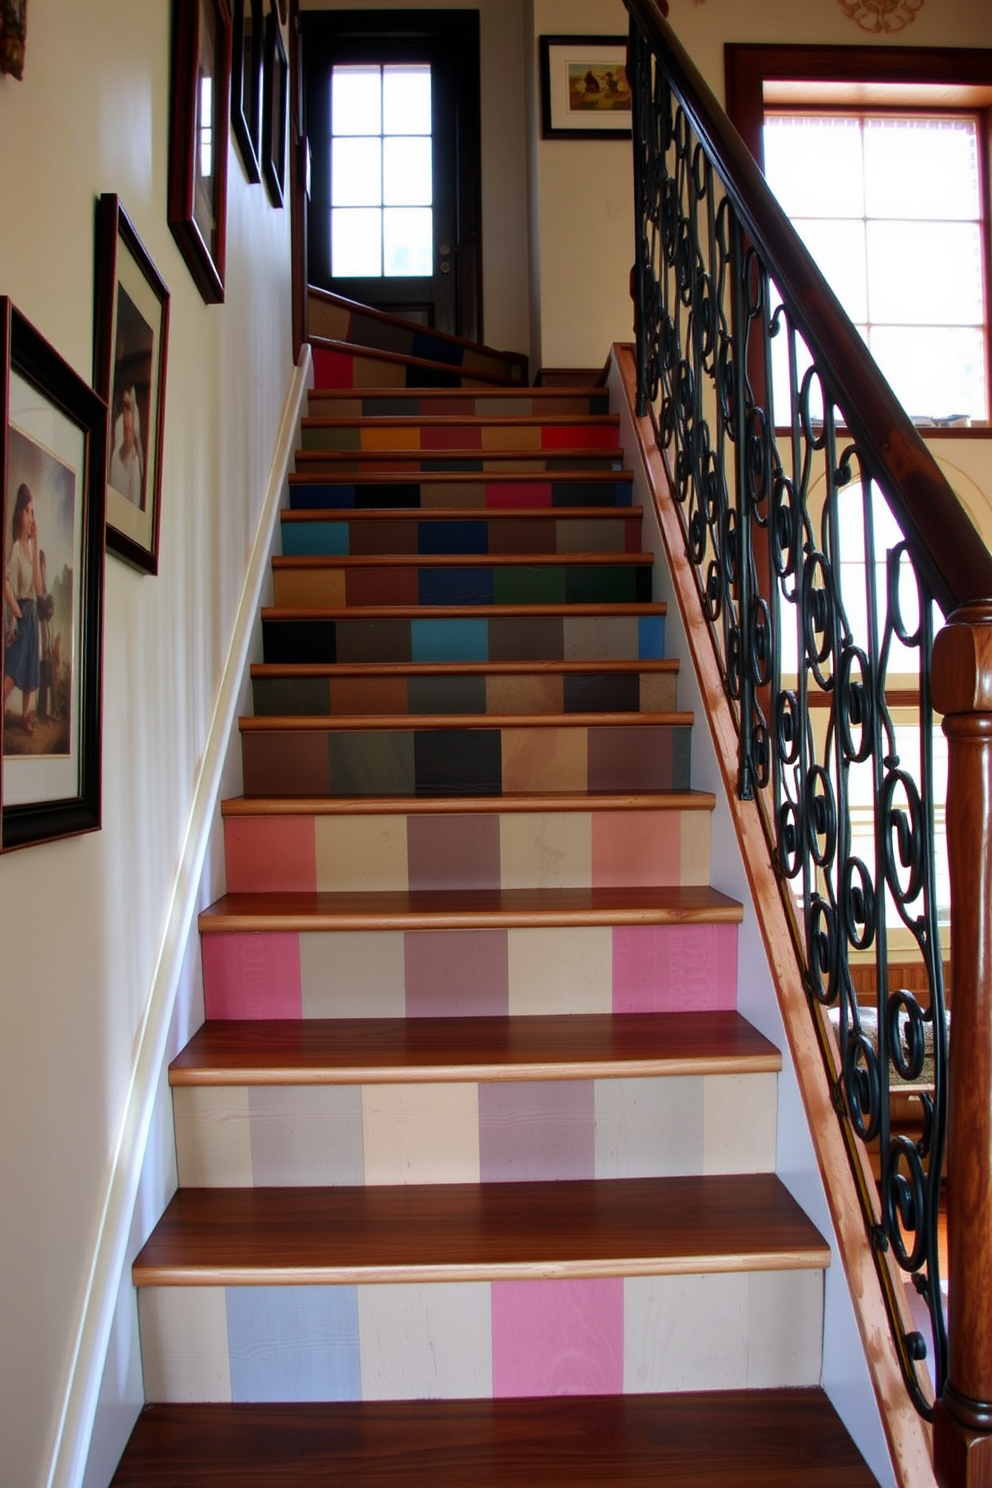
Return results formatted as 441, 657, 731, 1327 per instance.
623, 0, 992, 618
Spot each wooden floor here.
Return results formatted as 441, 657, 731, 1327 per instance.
110, 1391, 881, 1485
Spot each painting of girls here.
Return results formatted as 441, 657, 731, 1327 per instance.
2, 424, 74, 758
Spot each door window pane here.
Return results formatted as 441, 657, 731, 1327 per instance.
332, 207, 383, 277
330, 63, 434, 280
383, 137, 432, 206
331, 137, 382, 206
384, 208, 433, 276
383, 65, 431, 135
331, 66, 381, 135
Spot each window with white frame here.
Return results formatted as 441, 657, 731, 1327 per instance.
763, 109, 988, 423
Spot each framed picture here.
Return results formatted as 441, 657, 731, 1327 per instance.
539, 35, 632, 139
262, 3, 288, 208
0, 300, 107, 851
94, 195, 170, 575
231, 0, 263, 183
168, 0, 233, 303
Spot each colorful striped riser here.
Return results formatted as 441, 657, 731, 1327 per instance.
293, 450, 626, 474
300, 418, 619, 453
259, 612, 667, 665
287, 476, 633, 508
199, 918, 741, 1020
221, 799, 711, 893
308, 392, 611, 419
138, 1267, 822, 1405
238, 720, 693, 797
271, 557, 653, 609
307, 300, 526, 385
311, 342, 496, 390
172, 1068, 778, 1187
279, 509, 643, 557
249, 665, 679, 719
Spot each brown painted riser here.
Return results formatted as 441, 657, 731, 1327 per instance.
110, 1390, 879, 1486
169, 1010, 782, 1086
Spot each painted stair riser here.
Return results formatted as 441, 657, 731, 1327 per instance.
308, 323, 522, 384
309, 394, 611, 418
138, 1269, 823, 1405
173, 1072, 778, 1189
223, 807, 710, 894
240, 723, 692, 798
261, 613, 665, 667
279, 514, 642, 558
300, 422, 620, 455
311, 344, 491, 390
294, 453, 626, 474
250, 669, 678, 720
288, 478, 633, 510
271, 563, 653, 610
200, 922, 739, 1021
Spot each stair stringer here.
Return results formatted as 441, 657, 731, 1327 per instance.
609, 343, 932, 1488
73, 347, 314, 1488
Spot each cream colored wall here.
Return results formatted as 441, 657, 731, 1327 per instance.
300, 0, 532, 359
0, 6, 293, 1488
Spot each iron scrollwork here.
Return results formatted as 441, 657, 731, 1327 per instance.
630, 14, 948, 1414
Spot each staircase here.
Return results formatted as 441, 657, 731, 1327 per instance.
110, 317, 880, 1485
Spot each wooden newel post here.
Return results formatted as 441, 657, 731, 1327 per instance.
932, 601, 992, 1488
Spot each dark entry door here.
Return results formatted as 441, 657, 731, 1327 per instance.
302, 10, 482, 339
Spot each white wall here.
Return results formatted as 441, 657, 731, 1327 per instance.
0, 6, 294, 1487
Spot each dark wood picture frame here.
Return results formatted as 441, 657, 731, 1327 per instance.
94, 195, 170, 576
0, 299, 107, 851
539, 34, 632, 140
231, 0, 264, 183
262, 4, 288, 208
168, 0, 233, 303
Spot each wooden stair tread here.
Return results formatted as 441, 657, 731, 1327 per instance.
238, 711, 694, 732
250, 659, 679, 678
221, 789, 716, 816
302, 415, 621, 430
282, 504, 641, 521
261, 602, 666, 620
132, 1174, 829, 1286
291, 446, 627, 464
110, 1392, 878, 1486
310, 386, 610, 402
198, 885, 743, 933
272, 553, 652, 570
290, 465, 631, 482
169, 1011, 781, 1086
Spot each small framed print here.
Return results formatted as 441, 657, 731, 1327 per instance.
540, 35, 632, 139
168, 0, 233, 303
262, 3, 288, 208
1, 300, 107, 851
94, 195, 170, 575
232, 0, 264, 183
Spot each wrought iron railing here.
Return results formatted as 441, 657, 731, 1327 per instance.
624, 0, 992, 1432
